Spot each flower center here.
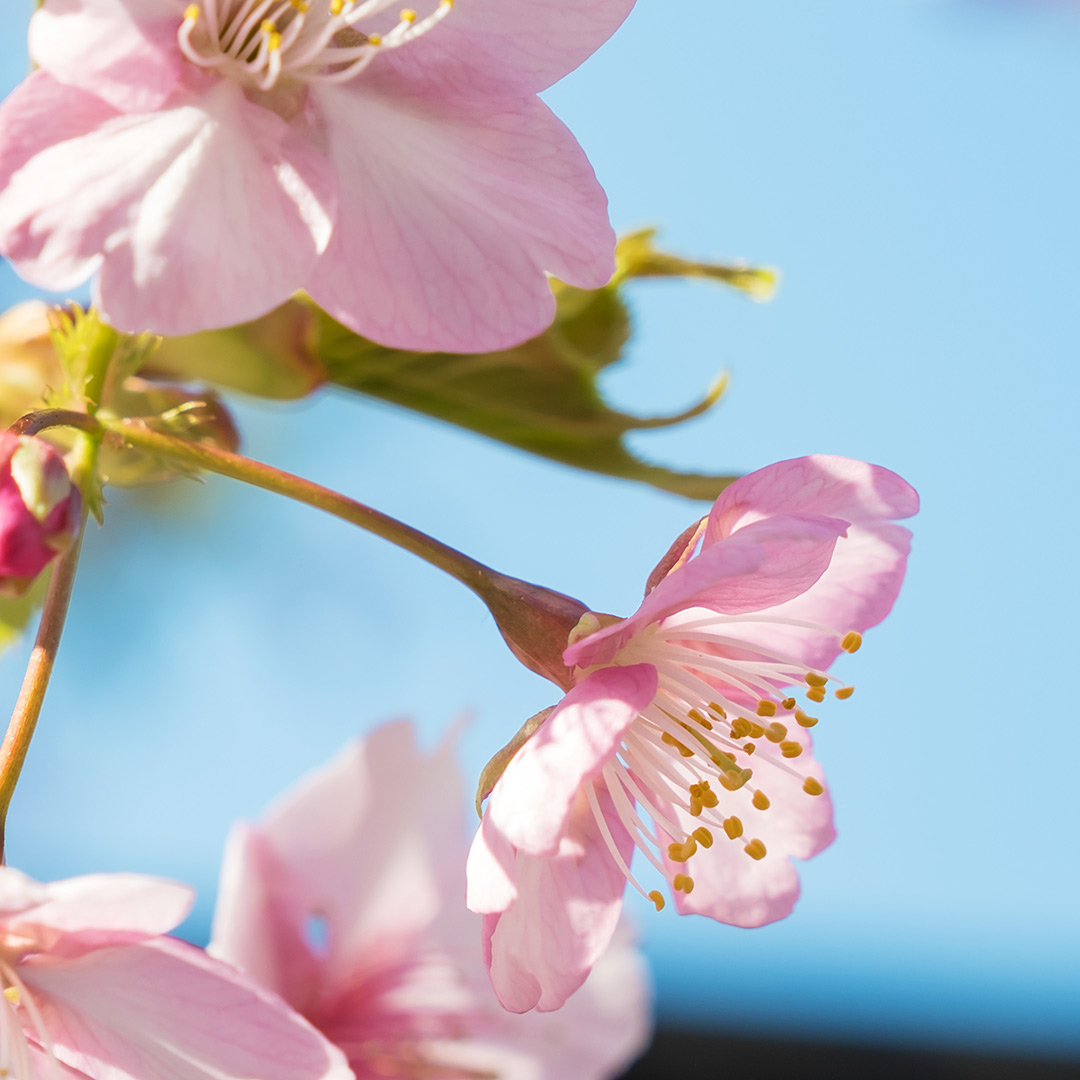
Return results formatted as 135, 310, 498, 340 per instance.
578, 614, 862, 910
0, 952, 55, 1080
178, 0, 453, 92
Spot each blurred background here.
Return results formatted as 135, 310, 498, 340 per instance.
2, 0, 1078, 1075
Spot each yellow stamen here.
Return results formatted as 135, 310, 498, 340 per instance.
291, 0, 310, 9
841, 631, 863, 653
673, 873, 694, 894
2, 987, 19, 1005
748, 722, 766, 739
756, 700, 777, 717
709, 702, 728, 719
765, 722, 788, 743
400, 7, 417, 20
718, 767, 753, 792
722, 816, 744, 840
692, 827, 714, 849
666, 836, 698, 862
752, 790, 770, 811
803, 777, 825, 796
835, 686, 855, 700
782, 697, 796, 710
744, 838, 767, 861
743, 742, 756, 755
649, 890, 665, 911
367, 32, 382, 45
688, 708, 712, 729
662, 731, 694, 758
184, 3, 200, 19
730, 718, 752, 739
794, 708, 818, 728
805, 672, 829, 687
780, 740, 803, 759
329, 0, 344, 12
806, 686, 826, 703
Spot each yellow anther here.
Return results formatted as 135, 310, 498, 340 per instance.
291, 0, 310, 9
756, 700, 777, 717
722, 816, 744, 840
184, 3, 200, 19
329, 0, 344, 12
689, 797, 703, 817
400, 7, 417, 20
765, 722, 788, 743
805, 672, 829, 688
743, 742, 756, 755
744, 838, 767, 861
687, 708, 713, 729
708, 702, 728, 719
806, 686, 826, 703
841, 631, 863, 653
261, 18, 276, 30
699, 781, 718, 808
730, 717, 752, 739
752, 790, 771, 811
441, 0, 454, 7
662, 731, 694, 758
803, 777, 825, 796
648, 890, 665, 911
367, 32, 382, 45
692, 827, 714, 849
794, 708, 818, 728
268, 30, 282, 49
666, 836, 697, 862
835, 686, 855, 700
780, 740, 803, 759
748, 722, 766, 740
719, 767, 752, 792
673, 873, 694, 894
2, 987, 19, 1005
782, 697, 796, 711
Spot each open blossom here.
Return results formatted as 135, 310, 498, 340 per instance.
0, 866, 352, 1080
210, 721, 651, 1080
0, 433, 81, 596
0, 0, 633, 351
467, 455, 918, 1012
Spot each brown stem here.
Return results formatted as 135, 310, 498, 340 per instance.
8, 409, 103, 439
0, 521, 86, 862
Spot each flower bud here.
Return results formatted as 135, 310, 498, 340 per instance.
0, 434, 81, 596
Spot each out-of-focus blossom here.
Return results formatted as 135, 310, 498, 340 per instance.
467, 455, 918, 1012
0, 866, 352, 1080
0, 0, 634, 351
0, 433, 81, 595
210, 721, 651, 1079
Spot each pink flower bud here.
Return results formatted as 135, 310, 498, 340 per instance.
0, 432, 81, 596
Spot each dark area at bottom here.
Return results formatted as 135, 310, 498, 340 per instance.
619, 1028, 1080, 1080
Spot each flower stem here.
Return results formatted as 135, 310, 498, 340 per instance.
103, 418, 586, 688
0, 510, 86, 863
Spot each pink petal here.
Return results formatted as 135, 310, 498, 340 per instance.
28, 1042, 94, 1080
213, 722, 463, 998
0, 867, 48, 915
486, 665, 658, 857
14, 874, 192, 937
30, 0, 185, 113
22, 937, 352, 1080
377, 0, 636, 98
483, 789, 630, 1013
0, 78, 336, 336
706, 455, 919, 541
306, 84, 613, 352
565, 514, 849, 669
465, 816, 519, 916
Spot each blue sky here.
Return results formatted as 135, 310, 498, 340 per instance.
1, 0, 1078, 1061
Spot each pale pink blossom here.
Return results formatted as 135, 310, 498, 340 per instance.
0, 866, 353, 1080
210, 720, 651, 1080
0, 433, 81, 596
467, 455, 918, 1012
0, 0, 632, 351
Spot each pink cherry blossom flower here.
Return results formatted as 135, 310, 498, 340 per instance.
0, 0, 633, 351
0, 433, 81, 596
210, 720, 651, 1080
0, 866, 353, 1080
466, 454, 918, 1012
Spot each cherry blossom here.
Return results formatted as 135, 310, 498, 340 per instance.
467, 455, 918, 1011
0, 866, 352, 1080
210, 720, 651, 1080
0, 433, 81, 596
0, 0, 634, 349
